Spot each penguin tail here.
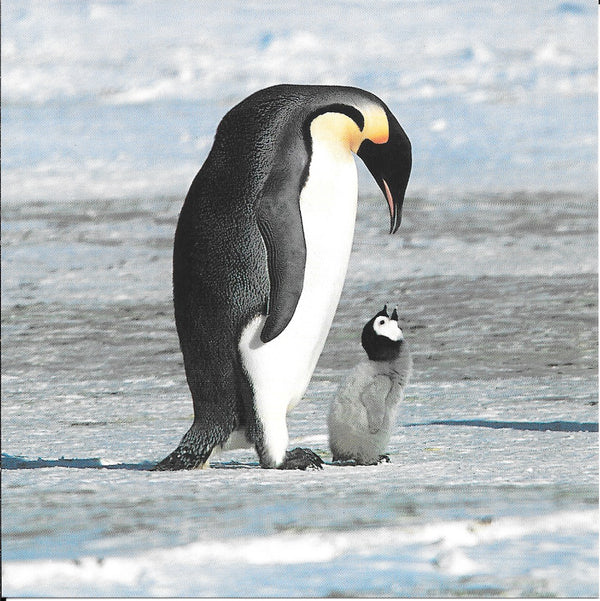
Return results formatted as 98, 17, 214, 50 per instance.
152, 423, 215, 471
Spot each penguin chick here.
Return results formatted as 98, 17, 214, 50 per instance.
328, 305, 412, 465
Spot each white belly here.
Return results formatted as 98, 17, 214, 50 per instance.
238, 138, 358, 456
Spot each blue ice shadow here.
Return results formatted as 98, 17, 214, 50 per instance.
1, 453, 263, 471
1, 453, 156, 470
404, 420, 598, 433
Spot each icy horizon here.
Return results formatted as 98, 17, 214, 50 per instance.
1, 0, 597, 204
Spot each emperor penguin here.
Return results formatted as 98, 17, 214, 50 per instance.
154, 84, 411, 471
328, 306, 412, 465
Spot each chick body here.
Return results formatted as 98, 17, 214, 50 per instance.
328, 306, 412, 465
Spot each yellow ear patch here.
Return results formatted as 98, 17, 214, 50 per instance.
361, 105, 389, 145
310, 105, 389, 153
310, 112, 365, 152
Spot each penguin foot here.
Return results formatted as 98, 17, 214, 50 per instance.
152, 447, 209, 471
330, 455, 390, 466
331, 458, 358, 467
278, 447, 324, 470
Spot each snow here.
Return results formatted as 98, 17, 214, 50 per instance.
1, 0, 597, 203
1, 0, 598, 597
3, 509, 597, 597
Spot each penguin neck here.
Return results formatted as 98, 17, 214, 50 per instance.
301, 129, 358, 289
309, 111, 365, 154
364, 339, 402, 362
303, 116, 359, 240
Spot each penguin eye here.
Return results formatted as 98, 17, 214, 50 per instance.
377, 318, 386, 326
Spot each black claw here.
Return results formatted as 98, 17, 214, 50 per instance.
378, 454, 391, 464
278, 447, 324, 470
152, 448, 207, 471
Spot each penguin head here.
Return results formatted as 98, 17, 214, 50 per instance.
356, 105, 411, 234
303, 87, 411, 235
361, 305, 405, 362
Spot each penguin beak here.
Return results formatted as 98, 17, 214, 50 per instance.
357, 110, 411, 234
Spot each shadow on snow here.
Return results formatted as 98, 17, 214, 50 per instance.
3, 420, 596, 470
404, 420, 598, 432
0, 453, 263, 471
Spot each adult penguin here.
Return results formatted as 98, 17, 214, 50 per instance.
154, 84, 411, 471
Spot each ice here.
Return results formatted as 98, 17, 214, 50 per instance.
1, 0, 598, 597
2, 194, 597, 597
2, 507, 597, 596
1, 0, 597, 203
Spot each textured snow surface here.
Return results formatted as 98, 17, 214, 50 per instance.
3, 193, 597, 597
1, 0, 598, 597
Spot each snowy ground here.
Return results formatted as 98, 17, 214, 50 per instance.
2, 193, 597, 597
1, 0, 598, 597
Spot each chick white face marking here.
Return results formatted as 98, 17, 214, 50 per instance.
373, 315, 404, 342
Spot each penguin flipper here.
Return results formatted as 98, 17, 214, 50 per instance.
361, 376, 393, 433
255, 138, 308, 344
